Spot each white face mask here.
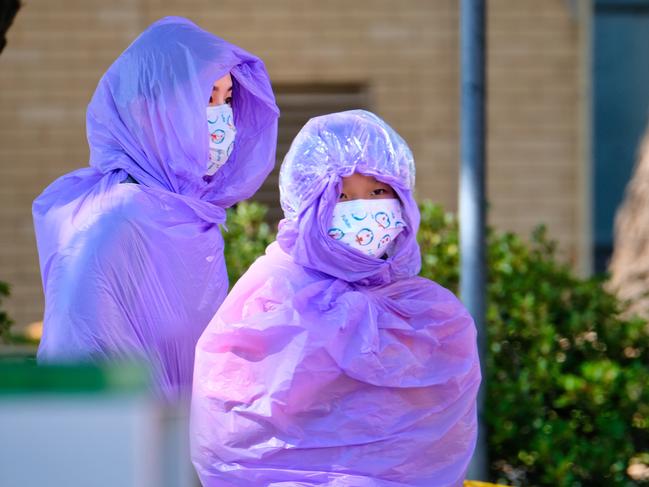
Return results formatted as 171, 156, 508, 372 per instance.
328, 198, 406, 258
206, 103, 236, 176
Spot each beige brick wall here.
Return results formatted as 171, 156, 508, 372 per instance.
487, 0, 587, 267
0, 0, 587, 328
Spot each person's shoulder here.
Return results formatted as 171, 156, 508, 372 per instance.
220, 242, 321, 318
232, 242, 313, 295
394, 275, 471, 315
110, 182, 157, 216
77, 184, 160, 255
407, 275, 460, 298
95, 182, 174, 229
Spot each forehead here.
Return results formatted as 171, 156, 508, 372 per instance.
341, 172, 389, 186
213, 73, 233, 89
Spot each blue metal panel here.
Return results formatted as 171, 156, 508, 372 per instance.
596, 0, 649, 10
593, 5, 649, 271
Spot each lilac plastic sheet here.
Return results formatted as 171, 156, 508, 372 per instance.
32, 17, 279, 401
192, 111, 481, 485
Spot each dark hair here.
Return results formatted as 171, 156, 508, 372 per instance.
0, 0, 21, 54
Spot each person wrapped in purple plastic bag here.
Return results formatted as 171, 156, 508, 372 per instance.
191, 110, 481, 486
32, 17, 279, 401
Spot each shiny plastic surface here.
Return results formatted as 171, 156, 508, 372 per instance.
192, 111, 480, 485
32, 16, 279, 402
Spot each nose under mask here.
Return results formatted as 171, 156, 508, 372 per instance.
206, 103, 236, 176
328, 198, 406, 258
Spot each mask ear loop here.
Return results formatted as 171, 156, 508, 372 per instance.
204, 104, 237, 180
320, 174, 343, 242
320, 175, 369, 259
203, 106, 217, 183
203, 72, 236, 184
333, 175, 343, 203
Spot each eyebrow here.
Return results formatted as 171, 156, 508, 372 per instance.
212, 85, 234, 92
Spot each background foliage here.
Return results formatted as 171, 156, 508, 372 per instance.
0, 281, 12, 342
222, 201, 276, 286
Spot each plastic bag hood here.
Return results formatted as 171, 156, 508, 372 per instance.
87, 16, 278, 206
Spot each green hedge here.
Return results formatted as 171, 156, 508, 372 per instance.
418, 203, 649, 486
0, 281, 12, 342
223, 200, 649, 486
222, 201, 276, 285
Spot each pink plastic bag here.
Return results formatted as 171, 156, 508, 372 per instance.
192, 111, 480, 485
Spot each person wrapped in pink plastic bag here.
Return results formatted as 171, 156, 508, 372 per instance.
191, 110, 481, 486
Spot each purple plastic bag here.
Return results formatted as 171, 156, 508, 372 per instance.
191, 111, 481, 486
32, 17, 279, 401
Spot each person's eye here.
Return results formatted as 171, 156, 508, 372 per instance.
209, 96, 214, 104
226, 96, 233, 105
339, 192, 348, 200
371, 188, 387, 196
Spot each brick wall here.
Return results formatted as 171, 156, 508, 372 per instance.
488, 0, 586, 266
0, 0, 587, 328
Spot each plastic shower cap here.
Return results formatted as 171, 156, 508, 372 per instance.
279, 110, 415, 220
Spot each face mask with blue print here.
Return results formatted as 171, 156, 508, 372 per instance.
328, 198, 406, 258
206, 103, 236, 176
